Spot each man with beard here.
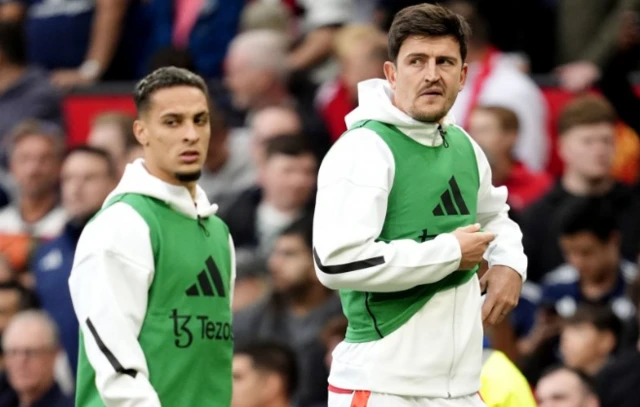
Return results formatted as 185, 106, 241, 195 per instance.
69, 67, 236, 407
312, 4, 526, 406
32, 146, 117, 380
234, 217, 342, 407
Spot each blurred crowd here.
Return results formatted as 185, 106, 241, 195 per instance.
0, 0, 639, 406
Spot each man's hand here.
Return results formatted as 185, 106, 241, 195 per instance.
451, 223, 495, 270
50, 69, 96, 89
555, 61, 601, 93
480, 265, 522, 325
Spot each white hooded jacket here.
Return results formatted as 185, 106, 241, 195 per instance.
69, 160, 235, 406
313, 79, 526, 398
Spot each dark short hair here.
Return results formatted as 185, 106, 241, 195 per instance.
558, 198, 617, 242
235, 341, 298, 398
65, 145, 117, 178
264, 134, 315, 161
539, 365, 598, 397
0, 21, 26, 65
565, 304, 622, 344
133, 66, 209, 114
388, 3, 471, 63
558, 95, 617, 135
280, 215, 313, 250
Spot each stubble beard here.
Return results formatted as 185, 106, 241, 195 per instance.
175, 170, 202, 182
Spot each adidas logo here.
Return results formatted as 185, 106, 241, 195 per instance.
185, 256, 226, 297
433, 177, 470, 216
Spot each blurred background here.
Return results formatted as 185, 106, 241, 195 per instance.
0, 0, 639, 406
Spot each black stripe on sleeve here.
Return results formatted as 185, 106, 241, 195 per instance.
86, 318, 138, 378
313, 248, 385, 274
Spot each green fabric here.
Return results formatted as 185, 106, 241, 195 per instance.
75, 194, 233, 407
341, 120, 480, 342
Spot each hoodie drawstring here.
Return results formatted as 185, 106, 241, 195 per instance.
438, 125, 449, 148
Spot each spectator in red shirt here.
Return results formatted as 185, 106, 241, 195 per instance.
468, 105, 553, 212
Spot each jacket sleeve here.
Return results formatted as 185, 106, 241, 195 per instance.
69, 203, 161, 407
465, 131, 528, 280
313, 129, 463, 293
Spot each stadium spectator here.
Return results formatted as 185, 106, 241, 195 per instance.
220, 135, 317, 270
536, 365, 600, 407
518, 198, 637, 383
315, 23, 387, 143
468, 105, 553, 212
198, 103, 256, 213
0, 21, 61, 148
224, 29, 331, 159
447, 0, 550, 172
521, 96, 640, 283
0, 121, 65, 275
560, 304, 622, 376
141, 0, 244, 79
0, 0, 148, 85
231, 341, 298, 407
1, 310, 73, 407
283, 0, 355, 80
234, 217, 342, 406
87, 112, 137, 178
595, 271, 640, 407
31, 146, 117, 379
249, 106, 303, 170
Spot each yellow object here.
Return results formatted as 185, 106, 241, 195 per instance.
479, 350, 538, 407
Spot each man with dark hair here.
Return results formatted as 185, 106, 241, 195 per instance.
232, 341, 298, 407
517, 198, 636, 383
536, 365, 600, 407
522, 95, 640, 283
313, 4, 526, 406
0, 21, 62, 145
32, 145, 117, 379
69, 67, 236, 406
221, 134, 317, 274
234, 216, 342, 406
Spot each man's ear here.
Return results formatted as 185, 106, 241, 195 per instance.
383, 61, 397, 90
133, 119, 149, 146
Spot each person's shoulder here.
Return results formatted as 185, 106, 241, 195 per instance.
543, 263, 579, 287
80, 202, 150, 249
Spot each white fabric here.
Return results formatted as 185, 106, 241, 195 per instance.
0, 204, 66, 238
450, 54, 549, 172
69, 160, 236, 407
328, 390, 485, 407
313, 78, 526, 397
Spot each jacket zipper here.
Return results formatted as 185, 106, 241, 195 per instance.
447, 287, 457, 398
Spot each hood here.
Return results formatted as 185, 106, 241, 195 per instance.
104, 159, 218, 219
345, 79, 456, 147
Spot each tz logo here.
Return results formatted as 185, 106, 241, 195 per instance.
171, 309, 193, 348
170, 309, 233, 349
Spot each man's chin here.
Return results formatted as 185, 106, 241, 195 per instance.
410, 106, 448, 123
175, 169, 202, 182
